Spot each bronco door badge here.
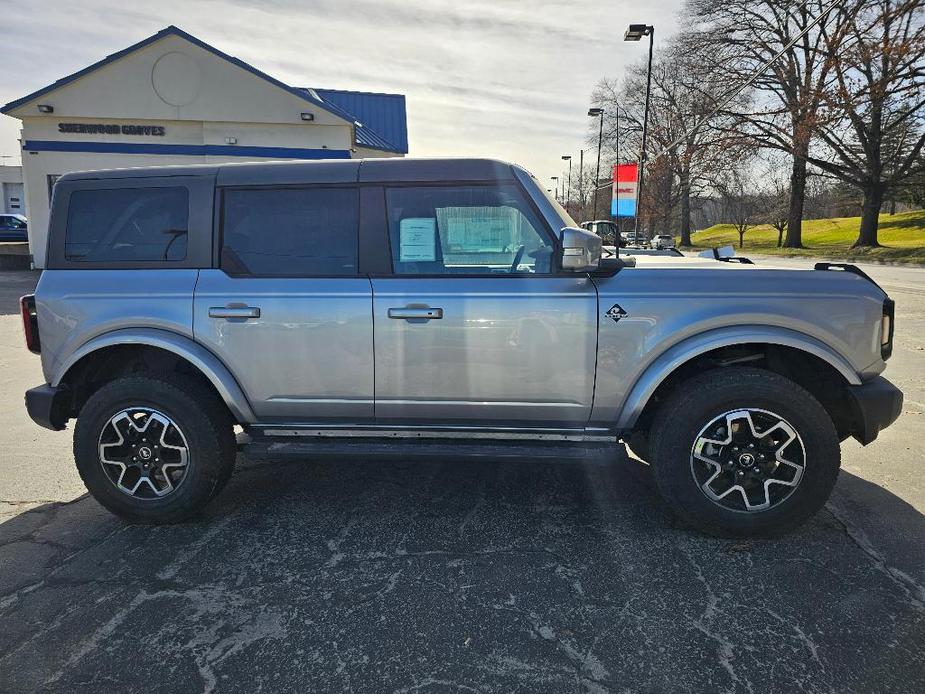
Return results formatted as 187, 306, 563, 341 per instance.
605, 304, 627, 323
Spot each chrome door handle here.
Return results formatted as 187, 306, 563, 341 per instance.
209, 306, 261, 319
388, 307, 443, 320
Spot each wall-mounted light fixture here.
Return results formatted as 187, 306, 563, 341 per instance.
300, 112, 314, 121
37, 104, 54, 113
225, 136, 237, 144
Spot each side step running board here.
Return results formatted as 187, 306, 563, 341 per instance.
243, 436, 620, 466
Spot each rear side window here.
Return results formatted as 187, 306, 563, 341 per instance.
65, 187, 188, 262
221, 187, 358, 276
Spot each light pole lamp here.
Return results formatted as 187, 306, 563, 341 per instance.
624, 23, 654, 239
550, 176, 559, 201
588, 107, 604, 218
561, 155, 572, 207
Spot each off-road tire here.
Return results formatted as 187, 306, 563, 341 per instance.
74, 375, 236, 523
648, 367, 841, 537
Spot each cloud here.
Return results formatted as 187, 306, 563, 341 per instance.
0, 0, 682, 182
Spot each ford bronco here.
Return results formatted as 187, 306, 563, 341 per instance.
21, 158, 902, 536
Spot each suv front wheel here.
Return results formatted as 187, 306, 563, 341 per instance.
648, 367, 841, 537
74, 375, 236, 523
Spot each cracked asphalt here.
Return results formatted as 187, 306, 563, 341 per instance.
2, 263, 925, 693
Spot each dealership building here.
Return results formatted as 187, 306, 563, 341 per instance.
1, 25, 408, 267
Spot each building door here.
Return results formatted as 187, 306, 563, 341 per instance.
371, 183, 598, 428
194, 185, 374, 422
4, 182, 24, 213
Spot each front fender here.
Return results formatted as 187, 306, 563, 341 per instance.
54, 328, 257, 423
612, 325, 861, 431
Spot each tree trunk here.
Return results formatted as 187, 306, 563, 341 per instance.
853, 184, 884, 248
679, 169, 692, 247
738, 229, 745, 248
777, 227, 784, 247
784, 151, 807, 248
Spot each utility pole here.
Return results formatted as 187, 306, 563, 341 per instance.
562, 155, 572, 208
588, 108, 605, 218
578, 150, 584, 219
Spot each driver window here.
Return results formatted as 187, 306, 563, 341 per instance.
386, 185, 554, 275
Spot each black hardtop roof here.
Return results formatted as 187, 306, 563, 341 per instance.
56, 158, 523, 186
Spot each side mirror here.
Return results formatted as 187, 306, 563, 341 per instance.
560, 226, 602, 272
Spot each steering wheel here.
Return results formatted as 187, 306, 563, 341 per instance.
509, 245, 526, 273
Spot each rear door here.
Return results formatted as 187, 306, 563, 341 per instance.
194, 181, 374, 422
370, 182, 598, 428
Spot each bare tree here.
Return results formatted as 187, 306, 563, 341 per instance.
685, 0, 860, 248
718, 171, 761, 248
592, 45, 737, 246
761, 156, 792, 246
808, 0, 925, 246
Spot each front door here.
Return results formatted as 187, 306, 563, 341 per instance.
194, 185, 374, 422
371, 183, 598, 428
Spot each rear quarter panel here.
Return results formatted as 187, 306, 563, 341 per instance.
35, 269, 199, 384
590, 265, 887, 427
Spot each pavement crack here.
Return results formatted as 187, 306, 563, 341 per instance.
0, 520, 133, 609
678, 543, 754, 694
826, 504, 925, 614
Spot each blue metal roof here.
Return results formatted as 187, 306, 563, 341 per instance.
1, 26, 408, 155
312, 89, 408, 154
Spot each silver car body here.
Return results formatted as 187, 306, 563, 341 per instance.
32, 159, 890, 438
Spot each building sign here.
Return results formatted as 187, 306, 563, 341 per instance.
612, 163, 638, 217
58, 123, 166, 136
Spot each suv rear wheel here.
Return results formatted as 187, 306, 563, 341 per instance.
74, 375, 235, 523
648, 367, 841, 537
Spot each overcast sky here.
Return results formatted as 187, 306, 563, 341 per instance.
0, 0, 683, 183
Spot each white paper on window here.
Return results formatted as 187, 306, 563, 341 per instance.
399, 217, 437, 261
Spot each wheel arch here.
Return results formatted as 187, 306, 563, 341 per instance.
54, 328, 256, 423
616, 326, 861, 433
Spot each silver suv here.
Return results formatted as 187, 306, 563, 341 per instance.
21, 159, 902, 536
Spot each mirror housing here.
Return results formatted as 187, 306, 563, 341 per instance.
560, 226, 603, 272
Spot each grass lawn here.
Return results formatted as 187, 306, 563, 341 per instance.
689, 209, 925, 264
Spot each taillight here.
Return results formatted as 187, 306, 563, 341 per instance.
881, 298, 895, 360
20, 294, 40, 354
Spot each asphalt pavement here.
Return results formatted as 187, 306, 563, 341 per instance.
1, 262, 924, 693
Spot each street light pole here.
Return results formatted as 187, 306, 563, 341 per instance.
624, 23, 654, 240
561, 155, 572, 208
578, 150, 584, 218
613, 106, 620, 232
588, 107, 604, 218
550, 176, 559, 201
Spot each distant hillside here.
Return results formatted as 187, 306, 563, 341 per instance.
691, 209, 925, 264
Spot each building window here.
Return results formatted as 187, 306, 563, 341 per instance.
221, 187, 359, 276
65, 187, 189, 262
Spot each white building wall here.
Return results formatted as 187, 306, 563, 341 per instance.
7, 31, 366, 267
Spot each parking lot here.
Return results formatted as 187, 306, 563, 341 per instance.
1, 262, 924, 693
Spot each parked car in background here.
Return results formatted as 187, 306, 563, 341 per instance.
653, 234, 676, 250
621, 231, 646, 247
580, 220, 620, 246
21, 158, 902, 537
0, 213, 28, 242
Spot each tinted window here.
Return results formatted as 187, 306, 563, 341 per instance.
222, 188, 358, 276
65, 187, 188, 262
386, 185, 554, 275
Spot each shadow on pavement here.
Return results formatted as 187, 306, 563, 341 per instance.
1, 450, 924, 693
0, 270, 39, 315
